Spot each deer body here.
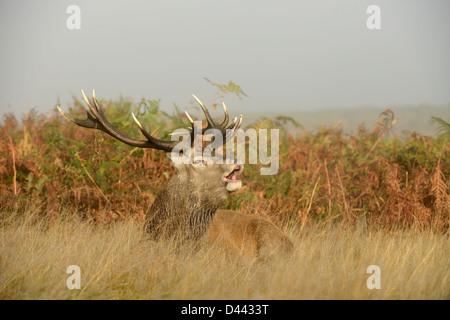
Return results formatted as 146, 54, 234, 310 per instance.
207, 210, 293, 261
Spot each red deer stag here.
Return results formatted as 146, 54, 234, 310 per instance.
57, 90, 293, 261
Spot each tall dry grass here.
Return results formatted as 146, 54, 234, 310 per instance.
1, 207, 448, 300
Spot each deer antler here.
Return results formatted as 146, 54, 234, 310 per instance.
57, 90, 178, 152
57, 90, 243, 152
186, 95, 242, 143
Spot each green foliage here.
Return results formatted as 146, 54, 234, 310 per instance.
431, 115, 450, 142
204, 78, 247, 100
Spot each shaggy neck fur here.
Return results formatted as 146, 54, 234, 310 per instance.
145, 173, 229, 242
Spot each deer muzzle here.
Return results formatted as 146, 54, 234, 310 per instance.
222, 163, 244, 192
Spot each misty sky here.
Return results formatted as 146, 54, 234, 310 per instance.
0, 0, 449, 118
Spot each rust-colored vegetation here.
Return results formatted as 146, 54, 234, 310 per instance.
1, 94, 448, 233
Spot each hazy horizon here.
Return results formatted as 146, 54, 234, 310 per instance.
1, 0, 449, 119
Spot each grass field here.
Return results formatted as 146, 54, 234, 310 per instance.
0, 209, 448, 299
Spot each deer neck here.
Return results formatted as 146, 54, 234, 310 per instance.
146, 174, 227, 240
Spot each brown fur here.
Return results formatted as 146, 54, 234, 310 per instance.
206, 210, 294, 261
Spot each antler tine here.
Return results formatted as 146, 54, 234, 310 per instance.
131, 112, 143, 129
132, 112, 181, 148
223, 115, 242, 142
56, 103, 97, 129
80, 89, 100, 120
192, 94, 215, 128
92, 89, 110, 122
91, 89, 114, 124
56, 106, 73, 121
228, 115, 242, 134
219, 102, 230, 128
131, 112, 181, 151
225, 114, 242, 141
234, 114, 243, 131
226, 117, 237, 130
56, 105, 72, 122
131, 112, 154, 141
184, 110, 196, 140
185, 111, 194, 125
81, 89, 97, 114
92, 89, 103, 112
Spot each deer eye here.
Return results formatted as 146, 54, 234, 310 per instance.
193, 159, 207, 166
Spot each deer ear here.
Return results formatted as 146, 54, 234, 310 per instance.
166, 152, 190, 173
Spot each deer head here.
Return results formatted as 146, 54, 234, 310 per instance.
57, 90, 244, 240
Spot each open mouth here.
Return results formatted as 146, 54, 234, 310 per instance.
222, 164, 243, 183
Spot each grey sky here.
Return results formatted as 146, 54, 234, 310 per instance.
0, 0, 449, 118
